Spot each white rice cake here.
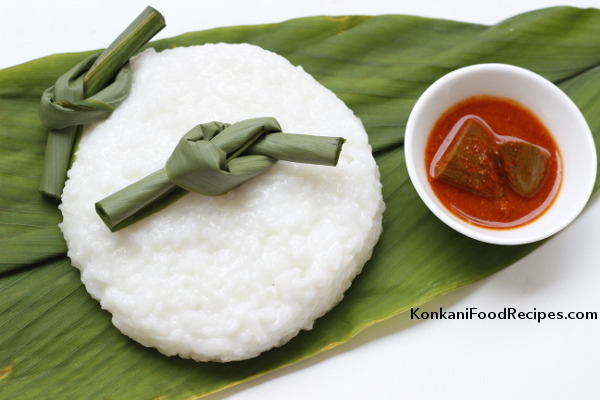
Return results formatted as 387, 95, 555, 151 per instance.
60, 43, 385, 362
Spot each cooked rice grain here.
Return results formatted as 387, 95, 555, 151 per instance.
60, 43, 384, 362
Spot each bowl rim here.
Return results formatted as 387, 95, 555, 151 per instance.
404, 63, 597, 245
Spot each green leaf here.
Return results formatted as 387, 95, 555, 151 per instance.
38, 6, 165, 199
1, 6, 600, 399
94, 117, 345, 231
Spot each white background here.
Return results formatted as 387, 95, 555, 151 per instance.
1, 1, 599, 399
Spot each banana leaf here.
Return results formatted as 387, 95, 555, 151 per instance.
1, 6, 600, 399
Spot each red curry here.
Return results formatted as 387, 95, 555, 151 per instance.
425, 95, 562, 229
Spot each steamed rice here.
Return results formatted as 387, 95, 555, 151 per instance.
60, 43, 385, 362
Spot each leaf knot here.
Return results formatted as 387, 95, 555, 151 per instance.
165, 118, 281, 196
95, 117, 345, 231
39, 53, 132, 130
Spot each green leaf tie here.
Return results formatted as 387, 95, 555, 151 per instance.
38, 6, 166, 199
95, 117, 345, 232
39, 54, 132, 130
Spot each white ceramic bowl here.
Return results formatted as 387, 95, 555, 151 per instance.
405, 63, 597, 245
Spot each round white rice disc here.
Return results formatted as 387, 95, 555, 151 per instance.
60, 43, 385, 362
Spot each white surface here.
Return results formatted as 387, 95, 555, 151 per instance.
2, 1, 598, 399
405, 64, 597, 244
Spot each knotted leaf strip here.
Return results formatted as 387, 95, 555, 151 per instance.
165, 119, 280, 195
38, 6, 166, 199
95, 117, 345, 232
39, 53, 132, 130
